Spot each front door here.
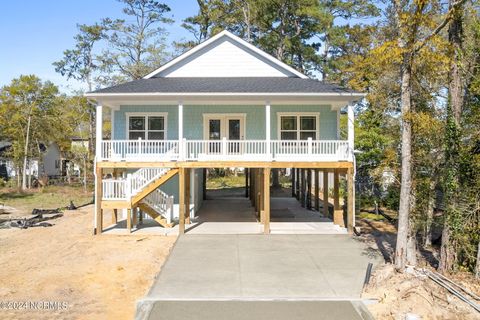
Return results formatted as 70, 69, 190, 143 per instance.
205, 115, 245, 153
205, 115, 244, 140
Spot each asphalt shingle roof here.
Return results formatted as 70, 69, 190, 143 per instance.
90, 77, 360, 94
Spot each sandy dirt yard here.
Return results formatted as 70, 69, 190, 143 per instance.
364, 264, 480, 320
0, 205, 177, 320
357, 218, 480, 320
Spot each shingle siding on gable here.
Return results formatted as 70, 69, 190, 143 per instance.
157, 38, 293, 78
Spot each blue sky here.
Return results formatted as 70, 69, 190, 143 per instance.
0, 0, 198, 92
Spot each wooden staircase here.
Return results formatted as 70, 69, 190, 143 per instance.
138, 202, 174, 228
131, 168, 178, 206
102, 167, 179, 230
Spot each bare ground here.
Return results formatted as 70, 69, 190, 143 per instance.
364, 264, 480, 320
0, 205, 176, 320
357, 218, 480, 320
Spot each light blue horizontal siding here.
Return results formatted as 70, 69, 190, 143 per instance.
113, 105, 178, 140
270, 105, 338, 140
183, 105, 265, 139
113, 104, 337, 141
156, 169, 204, 207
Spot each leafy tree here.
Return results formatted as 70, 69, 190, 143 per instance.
316, 0, 380, 81
53, 24, 104, 158
345, 0, 465, 270
440, 4, 480, 273
53, 24, 105, 92
0, 75, 61, 190
175, 0, 231, 51
59, 95, 93, 190
179, 0, 379, 76
100, 0, 174, 82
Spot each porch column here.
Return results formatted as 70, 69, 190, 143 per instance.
347, 102, 356, 227
347, 167, 354, 234
132, 206, 138, 227
245, 168, 249, 197
347, 103, 355, 161
202, 169, 207, 201
112, 169, 119, 225
265, 102, 271, 158
295, 168, 300, 200
127, 208, 132, 233
263, 167, 271, 234
185, 168, 191, 224
95, 105, 103, 160
300, 169, 305, 207
314, 169, 320, 211
179, 167, 186, 235
94, 166, 103, 235
333, 169, 344, 226
178, 101, 184, 160
94, 105, 103, 235
307, 169, 312, 210
291, 168, 296, 197
323, 170, 329, 218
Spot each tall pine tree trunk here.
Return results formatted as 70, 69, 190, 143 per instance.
83, 157, 87, 192
395, 51, 414, 271
440, 3, 464, 273
21, 113, 32, 191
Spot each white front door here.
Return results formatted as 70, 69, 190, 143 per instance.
204, 115, 245, 140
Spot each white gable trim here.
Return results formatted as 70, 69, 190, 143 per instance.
144, 30, 308, 79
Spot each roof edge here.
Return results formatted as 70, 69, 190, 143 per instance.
85, 92, 366, 98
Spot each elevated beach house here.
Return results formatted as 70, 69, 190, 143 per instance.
85, 30, 364, 235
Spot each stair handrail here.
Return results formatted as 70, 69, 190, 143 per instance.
127, 167, 167, 200
143, 188, 174, 224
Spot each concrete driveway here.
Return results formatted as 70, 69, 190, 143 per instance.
136, 234, 382, 320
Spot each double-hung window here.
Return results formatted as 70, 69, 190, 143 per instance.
127, 114, 167, 140
279, 114, 318, 140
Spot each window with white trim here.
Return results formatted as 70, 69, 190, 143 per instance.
128, 115, 166, 140
279, 114, 318, 140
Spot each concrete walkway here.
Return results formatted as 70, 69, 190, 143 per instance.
136, 234, 382, 319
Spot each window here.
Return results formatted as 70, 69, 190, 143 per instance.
279, 114, 318, 140
127, 114, 167, 140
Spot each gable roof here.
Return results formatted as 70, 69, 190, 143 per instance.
90, 77, 360, 96
144, 30, 308, 79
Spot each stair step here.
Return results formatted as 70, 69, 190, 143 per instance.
138, 203, 173, 228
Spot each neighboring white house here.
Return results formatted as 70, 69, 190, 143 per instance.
0, 141, 66, 180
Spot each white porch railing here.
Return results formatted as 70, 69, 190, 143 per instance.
102, 167, 167, 200
142, 189, 174, 224
185, 139, 268, 161
101, 140, 179, 162
271, 140, 350, 161
130, 168, 168, 196
100, 138, 351, 162
102, 179, 127, 200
